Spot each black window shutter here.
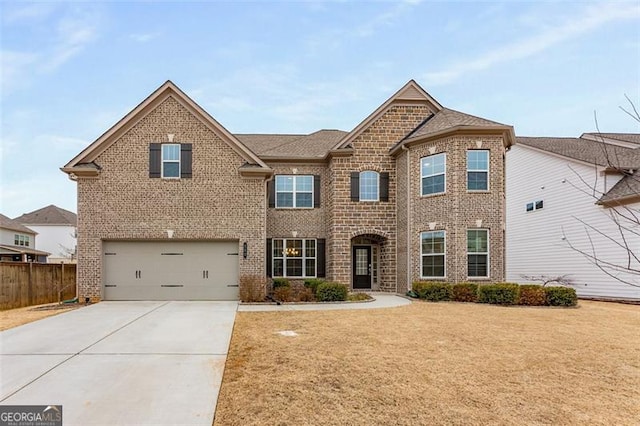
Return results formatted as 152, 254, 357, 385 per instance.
180, 144, 192, 178
316, 239, 326, 278
314, 175, 321, 208
350, 172, 360, 201
266, 238, 272, 277
268, 179, 275, 208
149, 143, 161, 178
380, 172, 390, 202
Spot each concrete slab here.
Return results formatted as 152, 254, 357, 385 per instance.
0, 355, 69, 399
85, 302, 237, 355
0, 301, 237, 425
238, 293, 412, 312
2, 354, 226, 426
0, 302, 165, 354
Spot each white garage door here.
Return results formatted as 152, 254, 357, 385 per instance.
103, 241, 239, 301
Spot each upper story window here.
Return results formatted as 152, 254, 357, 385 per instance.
162, 144, 180, 178
149, 143, 192, 179
421, 230, 446, 278
275, 175, 313, 208
467, 150, 489, 191
14, 234, 30, 247
421, 153, 446, 196
359, 171, 379, 201
526, 200, 544, 212
467, 229, 489, 278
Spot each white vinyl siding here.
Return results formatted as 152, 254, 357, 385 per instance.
506, 144, 640, 300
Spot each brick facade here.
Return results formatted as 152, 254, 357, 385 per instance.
67, 80, 511, 300
76, 96, 265, 301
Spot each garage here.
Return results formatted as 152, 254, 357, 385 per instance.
103, 241, 239, 301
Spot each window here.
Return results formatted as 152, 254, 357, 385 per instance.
272, 239, 316, 278
275, 175, 313, 208
359, 171, 379, 201
467, 229, 489, 278
162, 144, 180, 178
421, 231, 446, 278
467, 150, 489, 191
421, 153, 446, 195
526, 200, 544, 212
13, 234, 30, 247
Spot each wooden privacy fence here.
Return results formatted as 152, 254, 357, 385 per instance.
0, 262, 77, 310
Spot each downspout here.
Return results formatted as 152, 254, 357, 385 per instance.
402, 145, 411, 292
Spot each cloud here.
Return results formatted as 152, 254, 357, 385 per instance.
129, 32, 161, 43
2, 2, 57, 24
1, 5, 101, 95
424, 2, 640, 86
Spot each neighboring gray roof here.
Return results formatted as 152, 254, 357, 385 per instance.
14, 205, 77, 226
410, 108, 505, 139
0, 214, 36, 234
236, 130, 348, 159
0, 244, 49, 256
598, 169, 640, 205
516, 136, 640, 169
582, 132, 640, 146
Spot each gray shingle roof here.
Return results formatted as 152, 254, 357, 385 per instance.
410, 108, 505, 139
598, 170, 640, 205
583, 133, 640, 146
14, 205, 77, 226
0, 214, 36, 234
516, 136, 640, 169
236, 130, 348, 159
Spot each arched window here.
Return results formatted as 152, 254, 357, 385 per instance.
359, 171, 379, 201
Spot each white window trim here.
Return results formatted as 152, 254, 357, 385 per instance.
421, 153, 447, 196
273, 238, 317, 278
420, 230, 446, 279
467, 228, 490, 279
526, 200, 544, 212
161, 143, 181, 179
275, 175, 314, 209
467, 150, 490, 192
359, 170, 380, 202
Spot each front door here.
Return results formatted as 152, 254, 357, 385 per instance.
352, 246, 372, 289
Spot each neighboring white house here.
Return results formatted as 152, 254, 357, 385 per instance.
0, 213, 49, 262
14, 205, 77, 264
506, 133, 640, 301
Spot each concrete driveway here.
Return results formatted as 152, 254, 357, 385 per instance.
0, 301, 237, 425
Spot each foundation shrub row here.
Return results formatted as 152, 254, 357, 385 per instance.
411, 281, 577, 307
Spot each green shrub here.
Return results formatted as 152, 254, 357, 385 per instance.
348, 292, 372, 301
316, 282, 348, 302
518, 285, 547, 306
272, 278, 290, 289
411, 281, 452, 302
452, 283, 478, 302
303, 278, 325, 295
239, 275, 267, 302
477, 283, 520, 305
545, 286, 577, 307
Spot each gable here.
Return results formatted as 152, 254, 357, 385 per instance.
332, 80, 442, 151
62, 81, 270, 177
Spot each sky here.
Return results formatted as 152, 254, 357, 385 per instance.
1, 0, 639, 218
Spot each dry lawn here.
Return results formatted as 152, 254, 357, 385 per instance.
0, 303, 80, 331
215, 301, 640, 426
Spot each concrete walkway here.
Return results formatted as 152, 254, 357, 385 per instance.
0, 301, 237, 426
238, 293, 412, 311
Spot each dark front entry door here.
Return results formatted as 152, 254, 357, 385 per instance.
352, 246, 372, 289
